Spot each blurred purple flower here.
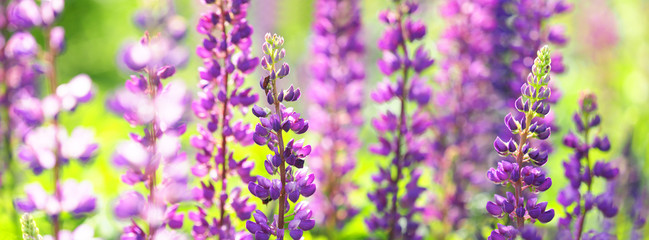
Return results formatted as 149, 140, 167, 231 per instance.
7, 0, 41, 30
110, 29, 190, 238
366, 2, 433, 239
9, 4, 100, 238
428, 0, 504, 230
43, 224, 101, 240
5, 31, 38, 59
307, 0, 364, 231
557, 93, 619, 239
118, 1, 188, 72
15, 180, 96, 216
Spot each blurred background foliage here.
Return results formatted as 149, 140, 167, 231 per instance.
1, 0, 648, 239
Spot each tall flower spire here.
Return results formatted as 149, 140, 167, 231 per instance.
491, 0, 571, 102
1, 0, 47, 194
485, 46, 555, 239
557, 93, 619, 239
109, 2, 191, 238
430, 0, 501, 234
109, 16, 190, 240
246, 33, 316, 240
365, 0, 434, 239
189, 0, 259, 238
308, 0, 364, 233
11, 1, 100, 239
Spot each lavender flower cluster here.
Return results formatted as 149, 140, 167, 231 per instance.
109, 31, 190, 239
189, 0, 259, 238
485, 46, 554, 239
1, 0, 49, 186
491, 0, 573, 163
4, 1, 100, 239
430, 0, 502, 231
366, 1, 434, 239
557, 93, 619, 240
1, 0, 46, 167
246, 33, 315, 240
491, 0, 572, 101
3, 1, 646, 239
307, 0, 364, 232
122, 0, 189, 71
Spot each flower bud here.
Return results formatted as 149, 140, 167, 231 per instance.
49, 26, 65, 53
5, 32, 38, 59
494, 137, 509, 155
157, 66, 176, 79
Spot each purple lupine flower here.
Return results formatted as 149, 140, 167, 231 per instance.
489, 0, 571, 161
9, 2, 100, 239
429, 0, 503, 230
485, 46, 554, 239
491, 0, 571, 101
246, 33, 316, 240
42, 224, 102, 240
612, 133, 649, 240
1, 5, 45, 187
556, 93, 619, 239
119, 0, 189, 72
307, 0, 363, 232
188, 0, 258, 238
366, 2, 433, 239
15, 180, 96, 216
6, 0, 41, 30
110, 31, 190, 239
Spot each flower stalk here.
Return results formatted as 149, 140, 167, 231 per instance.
247, 33, 316, 240
365, 0, 434, 238
557, 93, 618, 239
486, 46, 555, 239
189, 0, 258, 237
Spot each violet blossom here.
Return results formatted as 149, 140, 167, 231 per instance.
109, 31, 190, 239
429, 0, 503, 232
556, 93, 619, 240
365, 1, 434, 239
8, 1, 100, 240
491, 0, 571, 102
616, 134, 649, 240
490, 0, 572, 160
120, 0, 189, 72
246, 33, 316, 240
485, 46, 554, 239
1, 0, 47, 188
188, 0, 259, 238
307, 0, 364, 232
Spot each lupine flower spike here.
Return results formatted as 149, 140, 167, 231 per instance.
1, 0, 47, 189
491, 0, 572, 160
430, 0, 501, 233
20, 213, 43, 240
12, 1, 100, 239
109, 31, 189, 239
486, 46, 554, 239
491, 0, 572, 102
189, 0, 259, 238
247, 33, 316, 240
308, 0, 364, 233
122, 0, 189, 71
366, 0, 434, 239
557, 93, 619, 240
